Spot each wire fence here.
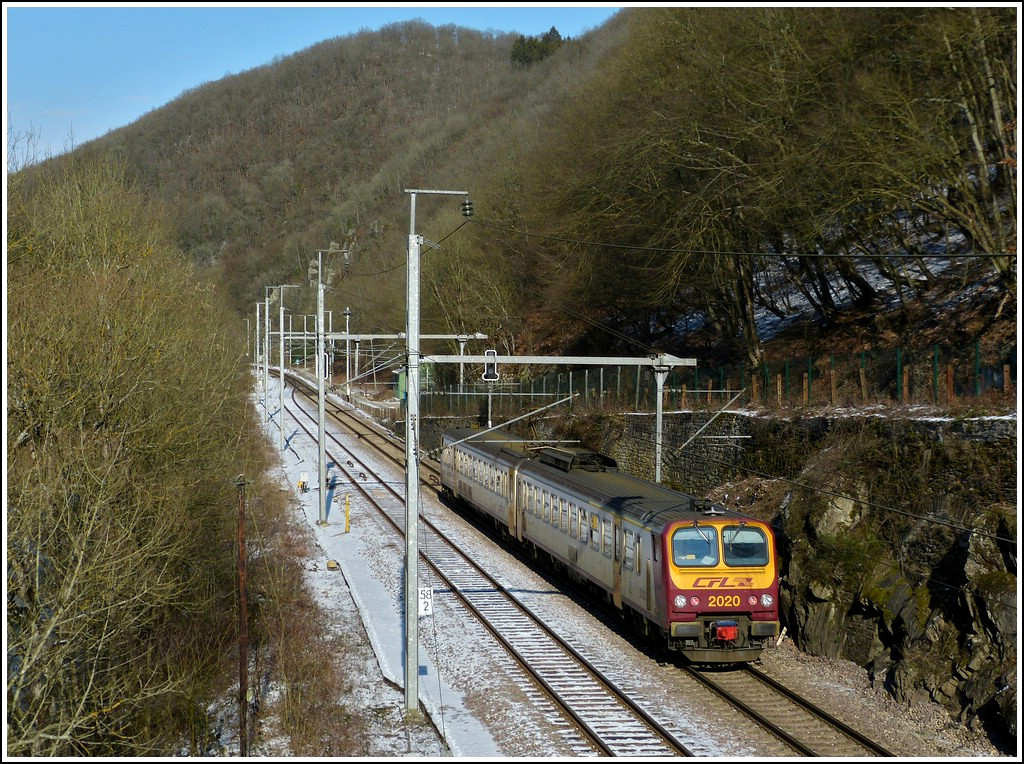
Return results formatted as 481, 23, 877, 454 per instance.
415, 339, 1016, 419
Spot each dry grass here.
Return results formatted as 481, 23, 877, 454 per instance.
241, 463, 373, 755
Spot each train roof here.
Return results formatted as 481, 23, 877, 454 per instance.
442, 428, 758, 529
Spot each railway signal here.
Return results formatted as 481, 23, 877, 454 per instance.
462, 198, 474, 217
482, 349, 499, 381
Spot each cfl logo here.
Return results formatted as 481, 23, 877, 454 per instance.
692, 576, 754, 589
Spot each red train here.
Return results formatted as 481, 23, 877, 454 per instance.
439, 428, 780, 663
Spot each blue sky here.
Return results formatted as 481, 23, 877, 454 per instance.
4, 3, 624, 160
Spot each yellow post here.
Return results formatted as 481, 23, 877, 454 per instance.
345, 493, 351, 533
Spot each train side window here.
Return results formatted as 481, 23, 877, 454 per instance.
603, 520, 612, 558
579, 510, 588, 542
623, 529, 635, 571
560, 499, 568, 532
569, 505, 577, 538
543, 492, 550, 522
590, 515, 600, 550
635, 534, 642, 575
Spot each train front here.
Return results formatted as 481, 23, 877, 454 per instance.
662, 517, 780, 663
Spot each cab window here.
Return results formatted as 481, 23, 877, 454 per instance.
672, 526, 719, 567
723, 525, 769, 567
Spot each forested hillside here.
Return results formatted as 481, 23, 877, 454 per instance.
69, 7, 1015, 371
6, 6, 1016, 753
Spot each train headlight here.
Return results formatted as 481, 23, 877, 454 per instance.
760, 594, 774, 607
689, 596, 700, 607
747, 595, 758, 606
673, 595, 688, 608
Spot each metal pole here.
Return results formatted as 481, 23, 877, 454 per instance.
402, 188, 467, 717
345, 307, 353, 401
404, 226, 422, 717
458, 336, 467, 391
327, 310, 334, 385
653, 367, 670, 483
277, 286, 300, 450
279, 292, 286, 451
264, 291, 271, 421
255, 302, 262, 399
318, 272, 328, 526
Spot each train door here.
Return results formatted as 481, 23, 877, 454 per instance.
511, 463, 525, 542
509, 460, 520, 540
612, 516, 623, 609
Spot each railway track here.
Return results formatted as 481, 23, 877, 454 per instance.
276, 372, 894, 757
280, 376, 694, 756
686, 664, 893, 756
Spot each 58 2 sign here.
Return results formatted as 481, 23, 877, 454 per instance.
418, 587, 433, 617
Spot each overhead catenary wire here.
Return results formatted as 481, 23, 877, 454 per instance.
312, 215, 1013, 545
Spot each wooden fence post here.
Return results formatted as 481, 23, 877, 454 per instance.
902, 366, 910, 403
802, 372, 809, 406
776, 373, 783, 407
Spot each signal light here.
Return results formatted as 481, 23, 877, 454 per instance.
461, 199, 474, 217
482, 349, 499, 382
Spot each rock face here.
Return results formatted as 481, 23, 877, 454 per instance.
531, 408, 1017, 748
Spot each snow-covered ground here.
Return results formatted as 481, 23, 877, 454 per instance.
242, 378, 776, 758
212, 374, 1011, 759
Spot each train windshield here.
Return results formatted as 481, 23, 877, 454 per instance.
723, 525, 770, 567
671, 526, 719, 567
